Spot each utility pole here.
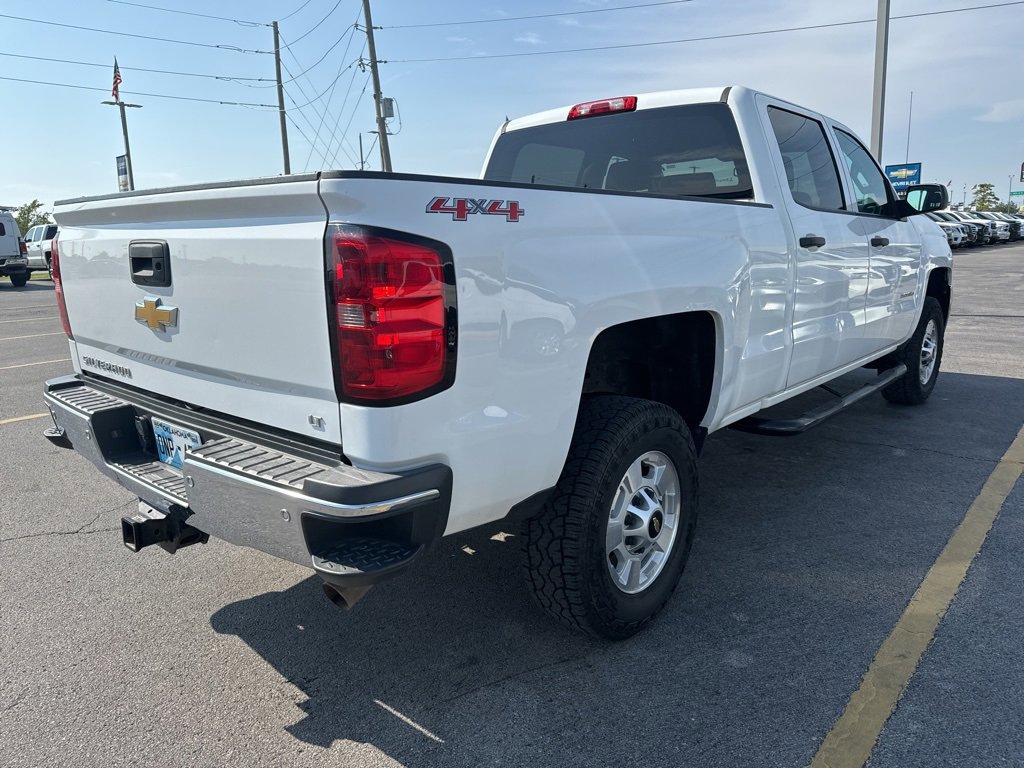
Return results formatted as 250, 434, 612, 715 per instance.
361, 0, 392, 172
904, 91, 913, 164
101, 99, 142, 191
870, 0, 890, 160
272, 21, 291, 175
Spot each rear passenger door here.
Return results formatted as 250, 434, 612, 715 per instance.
758, 100, 871, 388
830, 126, 922, 348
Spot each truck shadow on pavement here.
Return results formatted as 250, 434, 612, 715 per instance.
210, 371, 1024, 768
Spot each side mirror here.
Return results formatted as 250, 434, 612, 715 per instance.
903, 184, 949, 214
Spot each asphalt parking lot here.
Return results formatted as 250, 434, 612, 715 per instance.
2, 247, 1023, 768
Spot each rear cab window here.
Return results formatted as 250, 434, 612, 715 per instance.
766, 106, 845, 211
484, 103, 754, 201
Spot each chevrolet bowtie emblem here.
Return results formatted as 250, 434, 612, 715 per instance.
135, 296, 178, 332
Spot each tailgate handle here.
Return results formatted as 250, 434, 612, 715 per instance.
130, 241, 172, 287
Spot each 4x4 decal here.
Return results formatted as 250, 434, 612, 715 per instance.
427, 196, 525, 222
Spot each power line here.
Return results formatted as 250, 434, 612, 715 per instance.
298, 30, 362, 169
282, 57, 364, 110
104, 0, 268, 26
283, 78, 357, 167
0, 12, 271, 54
384, 0, 693, 29
322, 46, 369, 168
277, 25, 359, 84
328, 75, 370, 168
0, 75, 277, 108
280, 0, 316, 22
392, 1, 1024, 62
282, 59, 362, 167
0, 51, 273, 83
280, 0, 347, 48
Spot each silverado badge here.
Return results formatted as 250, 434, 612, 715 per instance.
135, 296, 178, 332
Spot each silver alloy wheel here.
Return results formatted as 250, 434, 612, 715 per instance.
606, 450, 681, 594
919, 319, 938, 385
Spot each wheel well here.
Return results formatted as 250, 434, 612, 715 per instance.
927, 267, 951, 322
582, 312, 716, 432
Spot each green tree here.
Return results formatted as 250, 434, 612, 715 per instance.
992, 201, 1022, 214
969, 183, 1000, 211
14, 199, 52, 235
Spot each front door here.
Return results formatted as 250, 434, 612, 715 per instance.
760, 102, 871, 388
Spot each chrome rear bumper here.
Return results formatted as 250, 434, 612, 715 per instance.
44, 375, 451, 586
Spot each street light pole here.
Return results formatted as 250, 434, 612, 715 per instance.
102, 100, 142, 190
870, 0, 891, 159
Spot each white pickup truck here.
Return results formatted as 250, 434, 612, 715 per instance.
44, 86, 951, 639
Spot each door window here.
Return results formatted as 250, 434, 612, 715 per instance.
833, 128, 896, 217
767, 107, 844, 210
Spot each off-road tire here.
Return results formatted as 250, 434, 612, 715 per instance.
882, 296, 944, 405
9, 272, 29, 287
523, 396, 699, 640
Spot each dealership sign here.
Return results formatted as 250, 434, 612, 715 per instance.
885, 163, 922, 191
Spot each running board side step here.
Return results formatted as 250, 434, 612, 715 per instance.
730, 364, 907, 436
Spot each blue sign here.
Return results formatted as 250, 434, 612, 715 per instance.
116, 154, 129, 192
885, 163, 922, 191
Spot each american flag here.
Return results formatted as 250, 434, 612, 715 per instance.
112, 59, 122, 102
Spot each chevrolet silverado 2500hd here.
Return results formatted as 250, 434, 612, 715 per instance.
44, 87, 951, 639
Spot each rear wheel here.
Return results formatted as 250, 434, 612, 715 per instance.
46, 255, 53, 280
523, 396, 699, 639
9, 272, 29, 287
882, 297, 944, 405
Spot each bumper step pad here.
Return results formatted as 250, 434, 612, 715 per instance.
312, 537, 422, 586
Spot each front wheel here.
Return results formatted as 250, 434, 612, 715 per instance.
522, 396, 699, 639
46, 255, 53, 281
882, 296, 944, 405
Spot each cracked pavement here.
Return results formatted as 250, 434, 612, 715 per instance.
2, 245, 1023, 767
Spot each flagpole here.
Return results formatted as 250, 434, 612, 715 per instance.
102, 59, 141, 192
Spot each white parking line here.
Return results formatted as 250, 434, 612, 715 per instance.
373, 700, 445, 743
0, 358, 71, 371
4, 304, 56, 310
0, 316, 59, 324
0, 332, 65, 341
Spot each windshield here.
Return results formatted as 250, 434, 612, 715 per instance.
484, 103, 754, 201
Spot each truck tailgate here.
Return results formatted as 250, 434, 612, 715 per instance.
54, 177, 340, 444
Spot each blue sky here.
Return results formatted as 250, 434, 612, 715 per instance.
1, 0, 1021, 209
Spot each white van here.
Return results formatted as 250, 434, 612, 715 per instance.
0, 210, 30, 286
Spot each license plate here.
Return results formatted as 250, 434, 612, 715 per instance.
151, 417, 202, 470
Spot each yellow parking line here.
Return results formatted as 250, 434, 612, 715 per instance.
0, 332, 65, 341
0, 358, 71, 370
811, 424, 1024, 768
0, 412, 50, 425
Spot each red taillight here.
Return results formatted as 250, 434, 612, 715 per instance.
51, 236, 73, 339
326, 226, 454, 402
567, 96, 637, 120
19, 239, 27, 255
